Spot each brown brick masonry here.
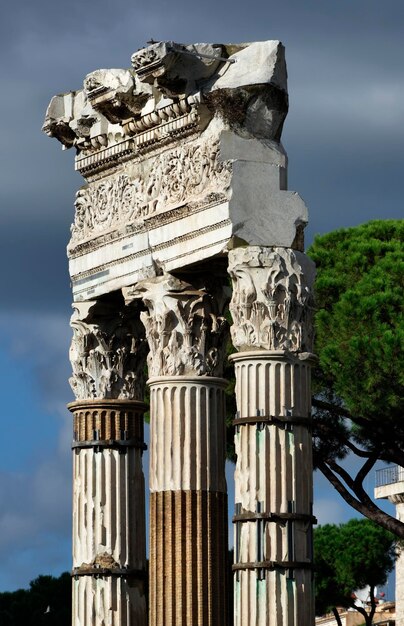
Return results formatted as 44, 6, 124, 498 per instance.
68, 399, 147, 443
149, 490, 229, 626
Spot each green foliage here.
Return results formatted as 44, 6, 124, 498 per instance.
0, 572, 71, 626
314, 518, 396, 616
314, 523, 349, 614
308, 220, 404, 458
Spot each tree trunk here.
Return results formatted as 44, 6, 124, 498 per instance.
332, 608, 343, 626
366, 584, 377, 626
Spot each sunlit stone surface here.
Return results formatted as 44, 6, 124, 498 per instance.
44, 39, 315, 626
375, 473, 404, 626
43, 40, 307, 301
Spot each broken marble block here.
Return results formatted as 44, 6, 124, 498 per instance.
43, 40, 308, 301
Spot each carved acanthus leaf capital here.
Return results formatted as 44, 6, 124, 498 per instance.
124, 274, 229, 378
69, 299, 147, 400
228, 246, 315, 353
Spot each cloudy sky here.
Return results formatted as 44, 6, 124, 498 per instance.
0, 0, 402, 593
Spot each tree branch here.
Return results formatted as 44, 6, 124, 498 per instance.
354, 455, 378, 490
326, 458, 356, 491
348, 602, 369, 623
313, 398, 404, 464
317, 459, 404, 538
344, 439, 372, 459
332, 607, 343, 626
313, 419, 371, 458
312, 398, 352, 418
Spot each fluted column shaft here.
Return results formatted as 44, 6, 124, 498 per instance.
128, 273, 230, 626
149, 376, 228, 626
68, 299, 148, 626
228, 246, 316, 626
69, 400, 147, 626
396, 501, 404, 626
231, 353, 314, 626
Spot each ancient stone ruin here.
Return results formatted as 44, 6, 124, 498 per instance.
44, 39, 316, 626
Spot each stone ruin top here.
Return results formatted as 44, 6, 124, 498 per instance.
43, 40, 309, 302
43, 43, 316, 625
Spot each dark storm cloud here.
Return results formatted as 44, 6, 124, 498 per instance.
4, 0, 402, 311
1, 215, 71, 313
1, 0, 403, 590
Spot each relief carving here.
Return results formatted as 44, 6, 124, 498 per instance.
124, 275, 229, 378
228, 247, 315, 353
44, 40, 289, 170
83, 68, 151, 123
70, 140, 231, 243
69, 300, 147, 400
131, 46, 161, 73
131, 41, 224, 95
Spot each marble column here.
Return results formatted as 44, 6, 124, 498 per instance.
374, 475, 404, 626
126, 273, 230, 626
68, 297, 148, 626
393, 498, 404, 626
228, 246, 316, 626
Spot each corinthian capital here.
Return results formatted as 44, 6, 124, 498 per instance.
124, 274, 229, 377
228, 246, 315, 353
69, 298, 147, 400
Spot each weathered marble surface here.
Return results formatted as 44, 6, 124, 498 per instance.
123, 273, 230, 378
228, 246, 315, 354
231, 351, 315, 626
375, 480, 404, 626
44, 40, 316, 626
43, 41, 308, 301
69, 298, 147, 400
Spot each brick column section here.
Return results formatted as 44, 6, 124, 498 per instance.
228, 246, 316, 626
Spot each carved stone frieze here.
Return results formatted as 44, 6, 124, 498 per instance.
124, 274, 229, 378
45, 42, 310, 301
43, 40, 288, 172
69, 299, 147, 400
228, 246, 315, 353
68, 191, 226, 258
70, 140, 231, 244
74, 97, 204, 178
